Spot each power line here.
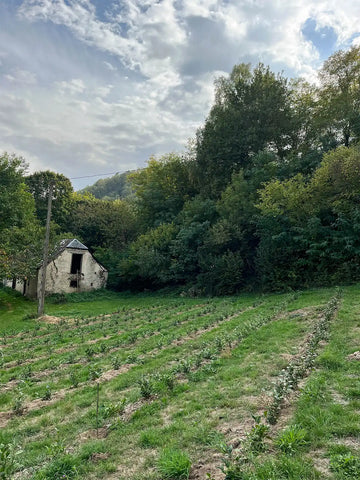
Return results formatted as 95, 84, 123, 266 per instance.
69, 171, 120, 180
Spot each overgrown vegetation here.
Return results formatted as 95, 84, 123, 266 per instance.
3, 46, 360, 293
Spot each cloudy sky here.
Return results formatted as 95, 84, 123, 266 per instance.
1, 0, 360, 190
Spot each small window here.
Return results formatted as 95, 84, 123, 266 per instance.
70, 254, 82, 274
70, 280, 78, 288
90, 283, 93, 287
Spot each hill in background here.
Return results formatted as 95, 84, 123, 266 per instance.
79, 170, 134, 200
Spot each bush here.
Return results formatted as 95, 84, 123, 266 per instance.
157, 448, 191, 479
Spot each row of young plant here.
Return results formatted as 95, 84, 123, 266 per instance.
97, 293, 302, 420
0, 298, 242, 368
33, 293, 306, 480
0, 299, 208, 357
4, 293, 294, 444
266, 289, 341, 424
3, 299, 269, 420
211, 290, 342, 480
1, 298, 261, 395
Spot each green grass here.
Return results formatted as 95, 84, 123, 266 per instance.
0, 285, 359, 479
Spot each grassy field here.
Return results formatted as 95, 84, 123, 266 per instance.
0, 285, 359, 479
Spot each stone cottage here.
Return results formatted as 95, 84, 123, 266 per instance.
6, 239, 108, 298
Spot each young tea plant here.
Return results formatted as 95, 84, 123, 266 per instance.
246, 415, 270, 454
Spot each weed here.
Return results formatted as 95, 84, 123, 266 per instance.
35, 454, 79, 479
330, 453, 360, 478
0, 443, 22, 480
275, 425, 308, 455
66, 352, 76, 364
99, 343, 108, 354
157, 448, 191, 479
85, 346, 95, 359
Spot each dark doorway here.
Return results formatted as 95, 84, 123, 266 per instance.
70, 254, 82, 274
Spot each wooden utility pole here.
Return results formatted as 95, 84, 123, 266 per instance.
37, 183, 53, 317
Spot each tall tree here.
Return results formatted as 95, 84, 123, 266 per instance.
0, 153, 42, 279
195, 63, 295, 197
129, 153, 197, 229
318, 46, 360, 148
25, 171, 74, 229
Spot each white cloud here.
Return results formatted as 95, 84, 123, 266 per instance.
4, 68, 37, 85
0, 0, 358, 190
56, 78, 86, 95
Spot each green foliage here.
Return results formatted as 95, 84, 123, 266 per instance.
34, 454, 80, 479
275, 425, 308, 455
129, 153, 196, 229
25, 170, 74, 228
246, 415, 270, 453
330, 453, 360, 478
195, 63, 295, 197
0, 153, 43, 279
0, 442, 21, 479
80, 171, 133, 200
157, 448, 191, 479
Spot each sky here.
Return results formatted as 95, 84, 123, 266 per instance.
1, 1, 360, 190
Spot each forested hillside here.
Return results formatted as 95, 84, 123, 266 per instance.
2, 46, 360, 294
80, 171, 133, 200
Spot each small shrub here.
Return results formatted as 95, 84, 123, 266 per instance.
247, 415, 270, 453
12, 391, 25, 415
101, 400, 126, 418
41, 385, 52, 401
111, 356, 121, 370
157, 448, 191, 479
138, 375, 155, 398
69, 369, 80, 388
276, 425, 308, 455
88, 365, 102, 381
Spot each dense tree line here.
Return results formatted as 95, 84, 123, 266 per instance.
2, 46, 360, 294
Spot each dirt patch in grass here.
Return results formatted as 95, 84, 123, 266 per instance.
189, 454, 223, 480
37, 315, 64, 324
334, 436, 360, 448
78, 427, 109, 441
330, 389, 349, 405
0, 411, 12, 428
99, 365, 132, 382
308, 449, 331, 478
91, 452, 110, 462
347, 350, 360, 361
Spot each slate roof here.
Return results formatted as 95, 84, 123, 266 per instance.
66, 239, 88, 250
46, 238, 88, 264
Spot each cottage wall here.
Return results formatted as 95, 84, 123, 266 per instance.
39, 247, 108, 296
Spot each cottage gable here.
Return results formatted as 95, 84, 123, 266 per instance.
5, 239, 108, 298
